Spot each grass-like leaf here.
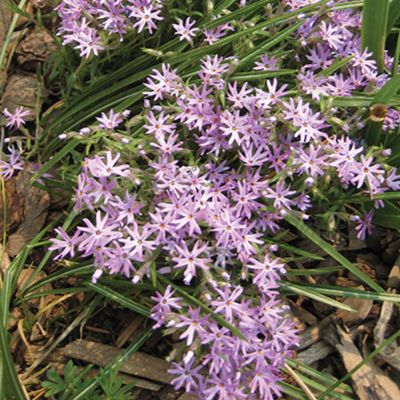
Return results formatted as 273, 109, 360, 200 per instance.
291, 283, 400, 303
373, 201, 400, 230
361, 0, 389, 73
284, 213, 383, 293
84, 282, 150, 317
282, 282, 356, 312
364, 63, 400, 146
387, 0, 400, 34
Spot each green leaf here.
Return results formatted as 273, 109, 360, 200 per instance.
284, 213, 383, 293
287, 360, 352, 393
291, 283, 400, 303
272, 241, 325, 261
286, 267, 342, 276
279, 382, 308, 400
361, 0, 389, 73
20, 264, 93, 298
320, 55, 353, 77
282, 282, 356, 312
32, 139, 80, 180
373, 201, 400, 230
83, 282, 150, 317
7, 0, 31, 19
387, 0, 400, 34
233, 21, 304, 71
371, 75, 400, 104
230, 69, 297, 82
205, 0, 274, 30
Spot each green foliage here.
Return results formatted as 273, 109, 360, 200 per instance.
42, 361, 134, 399
361, 0, 389, 73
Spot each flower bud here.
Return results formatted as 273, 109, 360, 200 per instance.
79, 127, 91, 135
91, 269, 103, 284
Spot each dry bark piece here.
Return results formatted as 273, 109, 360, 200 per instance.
76, 367, 162, 392
299, 317, 331, 350
0, 0, 12, 87
63, 339, 172, 384
373, 261, 400, 371
7, 168, 50, 256
353, 254, 377, 281
16, 267, 50, 298
16, 29, 57, 70
7, 307, 23, 331
0, 177, 25, 239
116, 315, 145, 348
358, 253, 388, 281
2, 72, 41, 117
328, 325, 400, 400
290, 301, 318, 326
0, 244, 11, 274
388, 256, 400, 290
336, 290, 373, 325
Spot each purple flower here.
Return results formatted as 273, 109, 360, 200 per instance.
0, 147, 24, 179
172, 241, 210, 284
254, 54, 279, 71
87, 151, 130, 178
176, 307, 208, 345
211, 285, 243, 322
78, 211, 121, 255
172, 17, 198, 42
49, 228, 81, 260
130, 4, 163, 34
351, 155, 384, 190
3, 107, 30, 129
169, 359, 203, 393
355, 211, 374, 240
96, 109, 123, 130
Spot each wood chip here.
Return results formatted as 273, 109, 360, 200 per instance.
373, 261, 400, 371
0, 0, 12, 87
76, 367, 162, 392
2, 73, 41, 117
116, 315, 145, 348
7, 168, 50, 256
63, 339, 172, 384
16, 29, 57, 69
336, 292, 373, 325
330, 325, 400, 400
299, 317, 331, 350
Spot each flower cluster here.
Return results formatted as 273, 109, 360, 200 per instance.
56, 0, 166, 58
48, 1, 400, 399
0, 107, 31, 180
56, 0, 252, 57
0, 147, 24, 180
152, 281, 299, 399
